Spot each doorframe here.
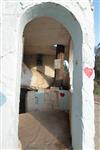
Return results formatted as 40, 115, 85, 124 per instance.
17, 2, 83, 149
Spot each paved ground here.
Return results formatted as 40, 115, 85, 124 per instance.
95, 96, 100, 150
18, 110, 71, 150
18, 96, 100, 150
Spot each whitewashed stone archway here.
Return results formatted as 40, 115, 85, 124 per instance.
1, 1, 95, 150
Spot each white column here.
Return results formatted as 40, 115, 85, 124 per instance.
0, 8, 20, 149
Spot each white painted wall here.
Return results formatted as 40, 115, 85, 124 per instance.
0, 1, 95, 150
26, 89, 70, 112
21, 63, 32, 87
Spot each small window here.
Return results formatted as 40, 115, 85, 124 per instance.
36, 54, 43, 66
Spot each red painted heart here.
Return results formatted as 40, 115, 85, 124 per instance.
84, 67, 93, 78
60, 93, 65, 97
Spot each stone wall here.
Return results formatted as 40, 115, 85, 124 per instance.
24, 55, 55, 78
22, 55, 55, 89
26, 89, 70, 112
0, 1, 95, 150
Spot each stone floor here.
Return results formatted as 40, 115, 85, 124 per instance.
18, 96, 100, 150
18, 110, 72, 150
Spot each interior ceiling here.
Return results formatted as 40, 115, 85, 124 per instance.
23, 17, 71, 55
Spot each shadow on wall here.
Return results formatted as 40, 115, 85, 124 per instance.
23, 55, 55, 78
21, 63, 32, 88
0, 92, 6, 106
20, 63, 53, 113
21, 61, 54, 89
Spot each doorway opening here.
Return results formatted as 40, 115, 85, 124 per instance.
18, 16, 73, 149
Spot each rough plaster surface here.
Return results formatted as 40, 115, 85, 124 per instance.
0, 0, 95, 150
21, 63, 32, 87
21, 62, 54, 89
26, 89, 70, 112
24, 55, 55, 78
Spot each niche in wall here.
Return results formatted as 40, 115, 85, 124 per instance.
36, 54, 43, 66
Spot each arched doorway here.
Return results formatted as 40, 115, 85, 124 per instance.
1, 1, 95, 150
19, 16, 72, 149
17, 2, 83, 149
